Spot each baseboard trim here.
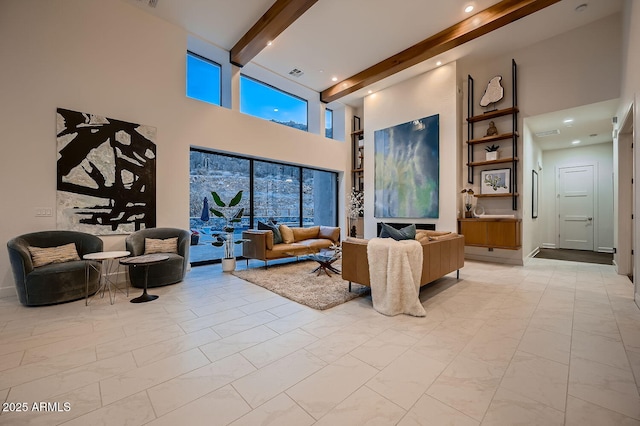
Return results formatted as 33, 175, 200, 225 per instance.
528, 247, 540, 259
598, 247, 615, 253
464, 253, 524, 266
542, 243, 556, 249
0, 286, 16, 299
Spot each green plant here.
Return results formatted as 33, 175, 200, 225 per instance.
485, 144, 500, 152
209, 190, 247, 259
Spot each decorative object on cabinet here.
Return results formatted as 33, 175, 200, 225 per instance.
481, 168, 510, 194
467, 59, 518, 210
480, 76, 504, 110
460, 188, 475, 218
532, 170, 539, 219
374, 115, 439, 218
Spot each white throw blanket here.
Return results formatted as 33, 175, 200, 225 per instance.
367, 238, 426, 317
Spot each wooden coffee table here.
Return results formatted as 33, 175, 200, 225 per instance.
120, 254, 168, 303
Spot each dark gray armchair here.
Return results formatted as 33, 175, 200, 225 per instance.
7, 230, 103, 306
125, 227, 190, 288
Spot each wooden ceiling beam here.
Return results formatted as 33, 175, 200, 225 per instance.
230, 0, 318, 67
320, 0, 561, 103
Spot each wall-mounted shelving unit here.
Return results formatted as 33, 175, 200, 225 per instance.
467, 60, 519, 210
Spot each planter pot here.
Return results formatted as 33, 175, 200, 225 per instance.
190, 234, 199, 245
221, 258, 236, 272
486, 151, 498, 161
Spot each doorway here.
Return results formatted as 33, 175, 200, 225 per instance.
557, 164, 595, 251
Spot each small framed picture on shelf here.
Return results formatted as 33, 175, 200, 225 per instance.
480, 168, 510, 194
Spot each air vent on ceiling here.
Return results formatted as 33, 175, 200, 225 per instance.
288, 68, 304, 78
138, 0, 158, 7
535, 129, 560, 138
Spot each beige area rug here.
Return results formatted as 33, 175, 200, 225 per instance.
232, 260, 369, 310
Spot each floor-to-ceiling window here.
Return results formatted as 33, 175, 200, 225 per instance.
189, 148, 338, 264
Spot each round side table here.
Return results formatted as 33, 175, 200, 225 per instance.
120, 254, 169, 303
83, 250, 131, 305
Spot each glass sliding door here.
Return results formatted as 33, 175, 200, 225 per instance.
254, 161, 300, 227
189, 148, 338, 265
303, 169, 337, 227
190, 150, 250, 263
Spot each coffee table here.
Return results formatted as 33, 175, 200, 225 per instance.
84, 250, 130, 305
120, 254, 169, 303
308, 248, 341, 277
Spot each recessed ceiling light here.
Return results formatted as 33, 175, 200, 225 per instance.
464, 5, 474, 13
563, 118, 573, 123
436, 61, 442, 66
266, 41, 273, 46
331, 77, 338, 82
575, 3, 588, 13
368, 90, 372, 94
572, 140, 581, 145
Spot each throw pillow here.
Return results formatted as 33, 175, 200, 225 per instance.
318, 226, 340, 243
144, 237, 178, 254
292, 226, 319, 242
279, 224, 295, 244
379, 223, 416, 241
258, 220, 283, 244
28, 243, 81, 268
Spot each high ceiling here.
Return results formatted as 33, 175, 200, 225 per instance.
124, 0, 623, 149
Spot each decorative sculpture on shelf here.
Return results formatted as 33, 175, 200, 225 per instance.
480, 76, 504, 111
460, 188, 475, 218
485, 121, 498, 137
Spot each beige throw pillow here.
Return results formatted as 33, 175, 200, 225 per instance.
279, 224, 295, 244
318, 226, 340, 243
292, 226, 319, 242
28, 243, 80, 268
144, 237, 178, 254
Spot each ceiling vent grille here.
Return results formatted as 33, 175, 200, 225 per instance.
289, 68, 304, 78
534, 129, 560, 138
138, 0, 158, 8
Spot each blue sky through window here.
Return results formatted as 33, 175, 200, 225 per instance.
240, 76, 308, 131
186, 52, 221, 105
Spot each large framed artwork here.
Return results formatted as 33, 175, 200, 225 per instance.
374, 115, 439, 218
56, 108, 157, 234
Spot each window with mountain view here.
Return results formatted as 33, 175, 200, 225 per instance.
186, 51, 221, 105
240, 75, 308, 131
325, 108, 333, 139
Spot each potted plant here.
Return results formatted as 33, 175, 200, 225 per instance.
209, 190, 247, 272
485, 144, 499, 161
190, 230, 200, 246
347, 188, 364, 237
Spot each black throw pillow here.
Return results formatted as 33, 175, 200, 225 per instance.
379, 223, 417, 241
258, 220, 283, 244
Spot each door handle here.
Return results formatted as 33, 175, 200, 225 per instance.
587, 217, 593, 221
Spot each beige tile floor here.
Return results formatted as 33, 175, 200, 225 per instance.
0, 257, 639, 425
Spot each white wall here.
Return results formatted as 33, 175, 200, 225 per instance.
522, 123, 543, 258
0, 0, 351, 296
363, 63, 459, 237
458, 13, 621, 264
539, 143, 614, 252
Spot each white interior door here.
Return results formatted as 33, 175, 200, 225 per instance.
558, 165, 594, 250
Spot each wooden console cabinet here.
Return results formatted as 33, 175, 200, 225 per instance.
458, 218, 521, 250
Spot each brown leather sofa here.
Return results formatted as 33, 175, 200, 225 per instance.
242, 225, 340, 267
341, 231, 464, 291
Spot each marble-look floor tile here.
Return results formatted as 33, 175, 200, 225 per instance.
482, 386, 564, 425
518, 327, 571, 364
147, 385, 250, 426
304, 329, 371, 363
528, 308, 573, 336
228, 393, 315, 426
147, 353, 255, 416
59, 390, 155, 426
232, 349, 325, 408
571, 329, 631, 371
349, 328, 417, 369
366, 349, 447, 410
426, 355, 504, 421
313, 386, 406, 426
500, 350, 568, 412
240, 328, 317, 368
212, 310, 278, 338
565, 395, 640, 426
397, 394, 478, 426
568, 356, 640, 420
286, 354, 377, 419
99, 348, 209, 405
132, 328, 220, 366
459, 329, 520, 369
199, 325, 279, 362
96, 324, 185, 360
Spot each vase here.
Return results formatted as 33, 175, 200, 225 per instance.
221, 258, 236, 272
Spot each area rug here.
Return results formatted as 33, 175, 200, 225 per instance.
232, 260, 369, 310
534, 248, 613, 265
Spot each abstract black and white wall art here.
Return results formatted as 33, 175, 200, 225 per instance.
374, 114, 440, 218
56, 108, 156, 234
